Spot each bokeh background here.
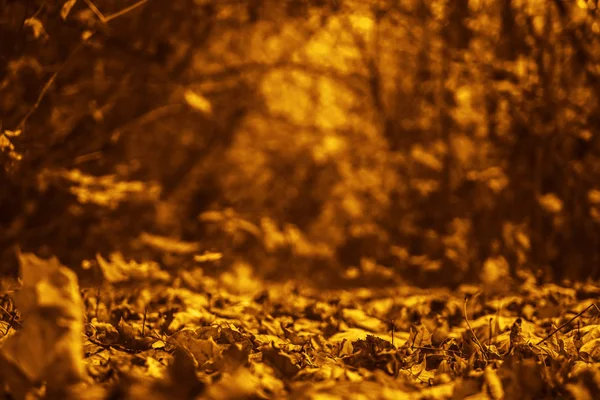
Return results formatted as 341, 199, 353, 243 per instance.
1, 0, 600, 287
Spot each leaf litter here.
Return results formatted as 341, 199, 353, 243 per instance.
1, 253, 600, 399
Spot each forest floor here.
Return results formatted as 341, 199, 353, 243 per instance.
1, 253, 600, 399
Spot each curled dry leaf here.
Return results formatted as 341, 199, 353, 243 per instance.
96, 252, 170, 284
0, 252, 85, 396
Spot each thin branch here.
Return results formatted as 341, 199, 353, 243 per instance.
142, 305, 148, 337
105, 0, 149, 23
16, 71, 58, 130
74, 151, 103, 165
95, 286, 100, 319
17, 42, 84, 130
537, 303, 600, 345
463, 296, 488, 360
0, 304, 23, 330
409, 345, 462, 356
107, 103, 182, 143
5, 314, 14, 335
83, 0, 107, 23
84, 0, 150, 24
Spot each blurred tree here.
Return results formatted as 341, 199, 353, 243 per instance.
1, 0, 600, 285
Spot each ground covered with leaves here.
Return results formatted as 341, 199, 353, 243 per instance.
1, 253, 600, 399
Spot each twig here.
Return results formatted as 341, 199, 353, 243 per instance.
537, 303, 600, 345
409, 345, 462, 357
17, 42, 84, 130
84, 0, 150, 24
30, 2, 43, 19
5, 313, 15, 335
105, 0, 149, 22
95, 287, 100, 319
108, 103, 182, 143
0, 304, 23, 331
142, 305, 148, 337
16, 71, 58, 130
74, 151, 103, 165
83, 0, 107, 23
463, 296, 488, 360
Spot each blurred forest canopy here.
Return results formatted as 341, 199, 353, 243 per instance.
1, 0, 600, 286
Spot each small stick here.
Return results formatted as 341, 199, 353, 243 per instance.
95, 287, 101, 319
537, 303, 600, 345
489, 318, 493, 347
5, 313, 15, 335
105, 0, 149, 22
17, 42, 84, 130
83, 0, 107, 23
142, 305, 148, 337
83, 0, 149, 23
0, 304, 23, 330
17, 71, 58, 130
463, 296, 488, 360
409, 345, 462, 356
0, 304, 13, 320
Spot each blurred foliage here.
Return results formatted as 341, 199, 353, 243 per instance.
1, 0, 600, 285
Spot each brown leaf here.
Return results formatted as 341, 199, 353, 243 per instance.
261, 345, 301, 378
0, 252, 85, 394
